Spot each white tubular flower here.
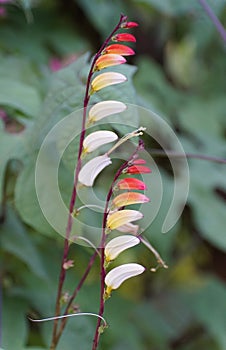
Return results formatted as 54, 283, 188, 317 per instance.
78, 154, 111, 187
117, 223, 139, 235
91, 72, 127, 92
105, 263, 145, 297
83, 130, 118, 154
107, 210, 143, 230
88, 100, 127, 124
105, 235, 140, 263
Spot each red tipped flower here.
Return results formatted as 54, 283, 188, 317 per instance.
126, 165, 151, 174
104, 44, 135, 56
132, 159, 146, 165
112, 33, 136, 43
116, 178, 147, 190
121, 21, 138, 28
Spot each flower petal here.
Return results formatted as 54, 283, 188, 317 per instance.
95, 54, 126, 70
104, 44, 135, 56
126, 165, 151, 174
88, 100, 127, 123
132, 159, 146, 164
116, 223, 139, 234
116, 178, 147, 190
107, 209, 143, 230
78, 154, 112, 187
112, 192, 149, 208
105, 235, 140, 262
105, 263, 145, 296
83, 130, 118, 153
91, 72, 127, 92
113, 33, 136, 42
121, 21, 139, 28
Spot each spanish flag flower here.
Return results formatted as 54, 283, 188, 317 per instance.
112, 192, 150, 208
107, 209, 143, 230
95, 54, 126, 70
88, 100, 127, 124
121, 21, 138, 28
104, 44, 135, 56
78, 154, 112, 187
105, 235, 140, 263
116, 178, 147, 190
116, 222, 139, 235
126, 165, 151, 174
105, 263, 145, 297
83, 130, 118, 154
112, 33, 136, 42
91, 72, 127, 93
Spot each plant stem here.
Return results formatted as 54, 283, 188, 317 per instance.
50, 14, 127, 350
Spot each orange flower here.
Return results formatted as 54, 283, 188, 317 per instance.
104, 44, 135, 56
95, 54, 126, 70
112, 192, 149, 208
116, 178, 147, 190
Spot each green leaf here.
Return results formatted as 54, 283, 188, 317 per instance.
2, 297, 28, 350
0, 80, 41, 118
0, 122, 24, 202
1, 206, 48, 279
189, 278, 226, 349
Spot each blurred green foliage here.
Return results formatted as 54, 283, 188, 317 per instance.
0, 0, 226, 349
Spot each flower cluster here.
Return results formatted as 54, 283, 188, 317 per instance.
76, 16, 153, 300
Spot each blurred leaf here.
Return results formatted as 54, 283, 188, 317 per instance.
189, 278, 226, 349
2, 297, 28, 350
1, 206, 48, 279
0, 80, 41, 117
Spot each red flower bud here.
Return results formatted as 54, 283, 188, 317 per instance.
112, 33, 136, 42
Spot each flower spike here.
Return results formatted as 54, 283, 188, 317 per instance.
104, 44, 135, 56
95, 54, 126, 70
107, 209, 143, 230
91, 72, 127, 93
88, 100, 127, 124
112, 192, 149, 208
116, 178, 147, 190
78, 154, 112, 187
105, 263, 145, 297
105, 235, 140, 263
83, 130, 118, 154
112, 33, 136, 42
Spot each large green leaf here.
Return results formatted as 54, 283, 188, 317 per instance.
2, 297, 28, 350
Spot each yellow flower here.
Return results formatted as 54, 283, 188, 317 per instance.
91, 72, 127, 92
107, 209, 143, 230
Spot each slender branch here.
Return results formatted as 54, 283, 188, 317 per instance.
198, 0, 226, 43
151, 149, 226, 164
50, 14, 127, 349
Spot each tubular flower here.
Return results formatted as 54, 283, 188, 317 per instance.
91, 72, 127, 92
95, 54, 126, 70
104, 44, 135, 56
112, 192, 150, 208
112, 33, 136, 42
83, 130, 118, 154
116, 178, 147, 190
132, 158, 147, 164
121, 21, 138, 28
105, 235, 140, 263
78, 154, 112, 187
107, 209, 143, 230
88, 100, 127, 124
116, 223, 139, 235
105, 263, 145, 297
126, 165, 151, 174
